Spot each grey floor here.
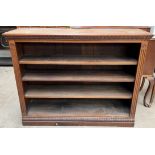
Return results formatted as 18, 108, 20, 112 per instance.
0, 67, 155, 128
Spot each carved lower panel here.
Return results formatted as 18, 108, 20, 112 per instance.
22, 116, 134, 127
23, 121, 134, 127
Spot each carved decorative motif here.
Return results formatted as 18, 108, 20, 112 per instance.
6, 35, 152, 40
130, 41, 149, 117
23, 116, 134, 122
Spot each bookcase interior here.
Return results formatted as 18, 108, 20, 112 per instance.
16, 42, 141, 122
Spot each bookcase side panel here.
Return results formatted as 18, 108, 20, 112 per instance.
9, 40, 27, 115
130, 41, 149, 118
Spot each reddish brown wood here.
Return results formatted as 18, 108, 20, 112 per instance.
143, 39, 155, 75
19, 57, 138, 65
22, 71, 135, 82
4, 27, 152, 126
130, 41, 149, 117
3, 28, 152, 40
22, 119, 134, 127
8, 40, 27, 115
25, 84, 132, 99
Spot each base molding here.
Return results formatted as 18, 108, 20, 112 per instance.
22, 117, 134, 127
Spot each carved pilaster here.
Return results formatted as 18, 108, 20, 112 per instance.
9, 40, 27, 115
130, 41, 149, 117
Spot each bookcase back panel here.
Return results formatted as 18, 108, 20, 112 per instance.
22, 65, 137, 74
18, 43, 141, 60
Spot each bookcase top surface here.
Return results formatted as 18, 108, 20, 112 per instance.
4, 28, 153, 40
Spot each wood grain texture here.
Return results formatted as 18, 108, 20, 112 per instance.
3, 28, 152, 40
24, 98, 133, 126
130, 41, 149, 117
22, 119, 134, 127
25, 84, 132, 99
22, 71, 135, 82
143, 39, 155, 75
8, 40, 27, 115
19, 57, 137, 65
11, 39, 145, 43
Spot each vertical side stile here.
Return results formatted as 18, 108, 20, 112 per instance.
130, 41, 149, 118
9, 40, 27, 115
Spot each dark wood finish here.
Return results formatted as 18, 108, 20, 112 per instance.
22, 119, 134, 127
22, 71, 135, 82
25, 84, 132, 99
3, 27, 153, 126
27, 99, 130, 117
8, 40, 27, 114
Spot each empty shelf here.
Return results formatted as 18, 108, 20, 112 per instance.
25, 85, 132, 99
22, 71, 135, 82
27, 99, 130, 118
19, 57, 137, 65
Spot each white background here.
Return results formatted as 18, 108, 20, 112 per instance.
0, 0, 155, 155
1, 0, 155, 26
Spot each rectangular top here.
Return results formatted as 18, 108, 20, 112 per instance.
3, 28, 153, 40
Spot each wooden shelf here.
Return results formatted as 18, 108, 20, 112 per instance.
27, 99, 130, 118
25, 84, 132, 99
22, 71, 135, 82
19, 57, 137, 65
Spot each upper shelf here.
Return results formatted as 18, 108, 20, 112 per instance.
3, 28, 153, 40
19, 57, 137, 65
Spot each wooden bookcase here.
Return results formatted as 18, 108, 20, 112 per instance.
3, 28, 153, 126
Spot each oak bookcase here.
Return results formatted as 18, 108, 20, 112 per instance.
3, 28, 153, 126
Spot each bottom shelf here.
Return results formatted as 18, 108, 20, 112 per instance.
27, 99, 130, 118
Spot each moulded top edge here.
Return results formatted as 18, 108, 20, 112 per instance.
3, 28, 153, 40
